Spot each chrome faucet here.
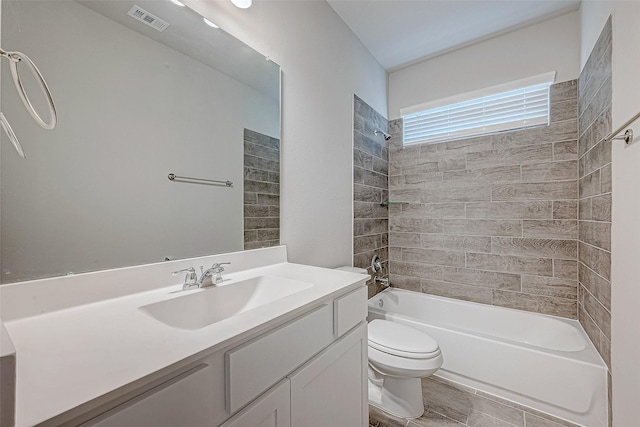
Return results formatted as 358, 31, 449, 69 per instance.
197, 262, 231, 287
172, 262, 231, 290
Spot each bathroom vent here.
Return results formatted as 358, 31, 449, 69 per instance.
127, 5, 169, 32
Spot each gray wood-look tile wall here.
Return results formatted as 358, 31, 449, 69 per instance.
577, 17, 612, 374
353, 95, 389, 296
243, 128, 280, 250
387, 81, 579, 319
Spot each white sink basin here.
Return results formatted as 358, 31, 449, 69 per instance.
140, 276, 313, 330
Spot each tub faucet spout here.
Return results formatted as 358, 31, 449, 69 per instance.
375, 276, 390, 288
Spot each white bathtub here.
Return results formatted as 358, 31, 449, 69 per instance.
368, 289, 608, 427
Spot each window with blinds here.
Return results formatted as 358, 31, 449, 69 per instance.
401, 72, 555, 146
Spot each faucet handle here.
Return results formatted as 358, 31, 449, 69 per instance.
210, 262, 231, 285
173, 267, 196, 276
211, 262, 231, 271
172, 267, 198, 288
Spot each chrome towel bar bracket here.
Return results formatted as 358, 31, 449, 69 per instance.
605, 111, 640, 145
609, 129, 634, 144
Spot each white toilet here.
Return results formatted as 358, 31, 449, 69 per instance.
335, 266, 443, 419
367, 319, 443, 418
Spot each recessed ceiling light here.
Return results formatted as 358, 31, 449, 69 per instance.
231, 0, 252, 9
170, 0, 185, 6
203, 17, 219, 29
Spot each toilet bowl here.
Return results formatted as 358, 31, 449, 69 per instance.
367, 319, 443, 419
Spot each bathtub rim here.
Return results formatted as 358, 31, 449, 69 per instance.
367, 288, 606, 367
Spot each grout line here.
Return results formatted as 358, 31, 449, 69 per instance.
578, 113, 612, 146
579, 260, 612, 286
579, 219, 612, 225
546, 116, 578, 127
578, 279, 611, 315
581, 45, 610, 94
578, 291, 609, 338
578, 162, 611, 181
579, 72, 612, 121
578, 239, 611, 255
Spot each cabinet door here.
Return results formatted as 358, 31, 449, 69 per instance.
220, 379, 290, 427
82, 364, 216, 427
289, 323, 368, 427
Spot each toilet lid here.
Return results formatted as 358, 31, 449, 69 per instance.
368, 319, 439, 357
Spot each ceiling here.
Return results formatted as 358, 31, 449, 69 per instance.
78, 0, 280, 100
327, 0, 581, 71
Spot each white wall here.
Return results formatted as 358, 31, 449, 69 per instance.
579, 1, 616, 70
1, 1, 278, 281
0, 3, 12, 425
185, 0, 388, 268
0, 0, 2, 285
580, 2, 640, 426
388, 11, 580, 119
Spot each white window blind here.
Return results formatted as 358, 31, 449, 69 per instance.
401, 72, 556, 146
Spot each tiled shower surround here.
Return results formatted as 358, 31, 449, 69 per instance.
577, 17, 612, 372
388, 81, 579, 319
355, 72, 611, 425
353, 95, 390, 296
243, 128, 280, 250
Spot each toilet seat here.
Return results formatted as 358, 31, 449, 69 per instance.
368, 319, 440, 359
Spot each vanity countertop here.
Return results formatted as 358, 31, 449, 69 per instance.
1, 248, 368, 426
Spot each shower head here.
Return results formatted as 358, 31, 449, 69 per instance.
374, 129, 391, 141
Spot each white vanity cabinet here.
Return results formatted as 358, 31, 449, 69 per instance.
222, 321, 368, 427
79, 285, 368, 427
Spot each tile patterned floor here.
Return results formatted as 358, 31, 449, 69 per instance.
369, 376, 581, 427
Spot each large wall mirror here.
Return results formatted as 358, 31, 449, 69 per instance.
1, 0, 281, 283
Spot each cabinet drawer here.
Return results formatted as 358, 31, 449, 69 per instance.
334, 286, 367, 337
225, 304, 333, 413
